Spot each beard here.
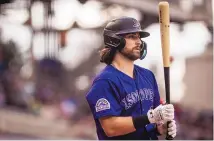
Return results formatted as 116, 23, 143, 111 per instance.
120, 47, 141, 61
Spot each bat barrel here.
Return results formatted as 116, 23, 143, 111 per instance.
159, 1, 170, 68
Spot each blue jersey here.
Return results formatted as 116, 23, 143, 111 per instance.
86, 64, 160, 140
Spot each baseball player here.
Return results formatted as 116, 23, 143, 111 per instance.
86, 17, 177, 140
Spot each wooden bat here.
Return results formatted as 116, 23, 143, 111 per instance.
158, 1, 174, 140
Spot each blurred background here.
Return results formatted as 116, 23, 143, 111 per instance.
0, 0, 212, 140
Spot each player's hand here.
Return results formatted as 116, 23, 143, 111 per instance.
147, 104, 174, 124
157, 120, 177, 138
167, 120, 177, 138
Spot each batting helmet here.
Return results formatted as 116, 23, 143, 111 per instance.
103, 16, 150, 60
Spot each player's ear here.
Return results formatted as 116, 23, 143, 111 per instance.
140, 41, 147, 60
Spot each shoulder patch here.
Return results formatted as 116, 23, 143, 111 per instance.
95, 98, 110, 112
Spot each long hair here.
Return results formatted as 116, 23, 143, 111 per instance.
99, 47, 117, 65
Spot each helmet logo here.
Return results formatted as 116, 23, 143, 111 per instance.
133, 19, 140, 28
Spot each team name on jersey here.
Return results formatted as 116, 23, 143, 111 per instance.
121, 88, 154, 110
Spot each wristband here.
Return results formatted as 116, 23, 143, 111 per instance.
132, 115, 150, 129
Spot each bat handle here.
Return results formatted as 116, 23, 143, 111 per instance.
164, 68, 174, 140
166, 121, 174, 140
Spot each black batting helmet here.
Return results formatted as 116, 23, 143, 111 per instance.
103, 16, 149, 60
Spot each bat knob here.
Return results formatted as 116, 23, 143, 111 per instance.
166, 135, 174, 140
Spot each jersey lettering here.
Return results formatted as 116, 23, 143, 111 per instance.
122, 88, 154, 110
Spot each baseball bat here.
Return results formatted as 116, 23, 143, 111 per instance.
158, 1, 174, 140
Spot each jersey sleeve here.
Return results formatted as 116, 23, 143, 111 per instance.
151, 73, 160, 108
86, 79, 122, 119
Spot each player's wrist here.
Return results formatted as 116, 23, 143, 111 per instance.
155, 124, 162, 136
132, 115, 150, 129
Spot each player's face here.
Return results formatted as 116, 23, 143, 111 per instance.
120, 32, 142, 61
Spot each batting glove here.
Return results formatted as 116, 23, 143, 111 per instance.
157, 120, 177, 138
147, 104, 174, 124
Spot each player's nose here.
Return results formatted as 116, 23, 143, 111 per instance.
135, 38, 142, 46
